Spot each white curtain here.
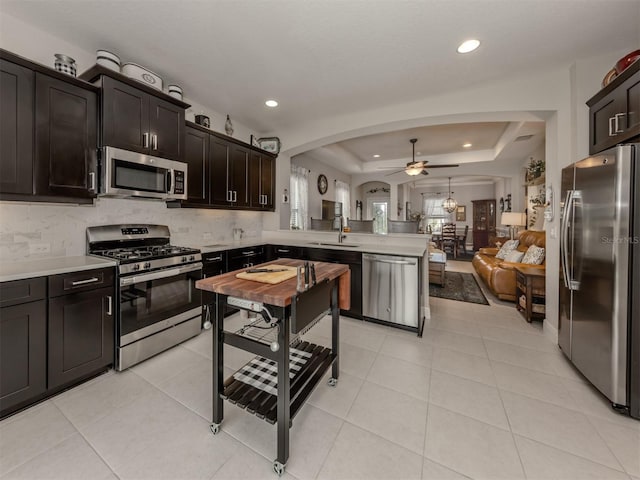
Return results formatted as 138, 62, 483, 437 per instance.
422, 196, 451, 232
290, 165, 309, 230
335, 180, 351, 224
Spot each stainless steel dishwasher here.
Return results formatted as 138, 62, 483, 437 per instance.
362, 253, 419, 329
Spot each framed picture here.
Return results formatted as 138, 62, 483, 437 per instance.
250, 135, 260, 148
257, 137, 281, 154
455, 205, 466, 221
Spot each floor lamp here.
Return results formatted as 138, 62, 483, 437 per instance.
501, 212, 526, 240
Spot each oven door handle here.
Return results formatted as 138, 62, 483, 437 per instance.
120, 262, 203, 286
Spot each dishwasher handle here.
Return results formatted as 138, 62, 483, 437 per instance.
363, 254, 416, 266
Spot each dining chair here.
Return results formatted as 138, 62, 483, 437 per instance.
441, 222, 457, 258
456, 225, 469, 255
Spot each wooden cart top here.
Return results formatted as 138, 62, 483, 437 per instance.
196, 258, 350, 308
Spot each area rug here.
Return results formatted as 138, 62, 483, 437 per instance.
450, 252, 475, 263
429, 271, 489, 305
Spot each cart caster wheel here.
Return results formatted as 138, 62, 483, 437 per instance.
328, 377, 338, 387
210, 423, 221, 435
272, 460, 285, 476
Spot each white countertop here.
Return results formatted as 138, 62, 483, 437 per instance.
0, 256, 117, 283
191, 232, 427, 257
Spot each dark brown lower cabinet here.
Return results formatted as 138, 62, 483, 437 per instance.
48, 286, 114, 390
0, 300, 47, 416
0, 269, 115, 418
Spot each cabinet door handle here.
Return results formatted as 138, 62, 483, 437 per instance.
608, 117, 617, 136
152, 134, 158, 150
614, 113, 625, 133
233, 191, 237, 202
227, 190, 232, 202
89, 172, 96, 192
106, 295, 112, 315
143, 132, 150, 148
71, 277, 99, 286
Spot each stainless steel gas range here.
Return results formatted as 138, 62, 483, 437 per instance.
87, 224, 202, 370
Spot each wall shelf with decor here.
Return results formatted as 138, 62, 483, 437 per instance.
524, 174, 545, 187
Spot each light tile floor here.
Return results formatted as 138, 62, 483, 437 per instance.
1, 260, 638, 480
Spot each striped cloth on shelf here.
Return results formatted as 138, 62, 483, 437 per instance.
233, 348, 312, 396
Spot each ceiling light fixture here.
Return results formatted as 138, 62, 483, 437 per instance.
463, 143, 472, 148
405, 139, 423, 176
373, 154, 380, 158
265, 100, 278, 107
442, 177, 458, 213
457, 39, 480, 54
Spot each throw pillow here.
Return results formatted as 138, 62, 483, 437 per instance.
495, 239, 519, 260
522, 245, 545, 265
504, 250, 525, 263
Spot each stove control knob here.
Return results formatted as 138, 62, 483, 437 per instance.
144, 262, 151, 269
181, 256, 188, 263
189, 255, 195, 261
133, 264, 141, 271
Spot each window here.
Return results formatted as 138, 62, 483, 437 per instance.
372, 201, 388, 234
422, 197, 450, 233
334, 180, 351, 225
290, 165, 309, 230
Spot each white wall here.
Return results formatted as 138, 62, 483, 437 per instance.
290, 154, 352, 221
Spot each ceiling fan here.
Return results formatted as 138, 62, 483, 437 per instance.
382, 139, 460, 176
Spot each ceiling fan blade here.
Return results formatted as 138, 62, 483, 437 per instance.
421, 169, 429, 175
424, 164, 460, 168
384, 169, 406, 176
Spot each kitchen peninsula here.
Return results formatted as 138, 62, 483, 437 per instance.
194, 230, 430, 334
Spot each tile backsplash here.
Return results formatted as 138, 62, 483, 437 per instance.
0, 198, 263, 262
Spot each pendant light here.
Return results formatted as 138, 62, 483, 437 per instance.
442, 177, 458, 213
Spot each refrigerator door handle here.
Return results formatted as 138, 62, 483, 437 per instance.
560, 190, 574, 289
569, 191, 582, 291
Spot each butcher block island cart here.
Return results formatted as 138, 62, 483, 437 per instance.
196, 258, 350, 476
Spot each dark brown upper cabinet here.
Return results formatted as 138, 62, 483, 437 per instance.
228, 143, 249, 207
169, 122, 276, 212
209, 135, 231, 206
79, 65, 189, 162
184, 125, 209, 204
0, 50, 99, 204
101, 76, 184, 161
0, 59, 34, 195
35, 73, 98, 198
249, 150, 274, 209
587, 60, 640, 155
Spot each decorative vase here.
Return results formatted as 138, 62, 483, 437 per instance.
225, 115, 234, 136
54, 54, 76, 77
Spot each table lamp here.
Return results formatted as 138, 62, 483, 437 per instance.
501, 212, 526, 239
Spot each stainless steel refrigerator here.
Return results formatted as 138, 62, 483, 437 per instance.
559, 143, 639, 419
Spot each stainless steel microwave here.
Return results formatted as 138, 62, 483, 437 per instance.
100, 147, 188, 200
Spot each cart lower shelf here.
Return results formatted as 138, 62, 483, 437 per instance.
221, 341, 336, 424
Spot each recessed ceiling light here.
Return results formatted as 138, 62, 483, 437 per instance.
373, 154, 380, 158
457, 39, 480, 54
463, 143, 472, 148
265, 99, 278, 107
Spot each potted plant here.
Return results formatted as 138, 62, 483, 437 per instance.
526, 158, 545, 183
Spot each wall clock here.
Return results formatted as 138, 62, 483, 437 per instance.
317, 174, 328, 195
